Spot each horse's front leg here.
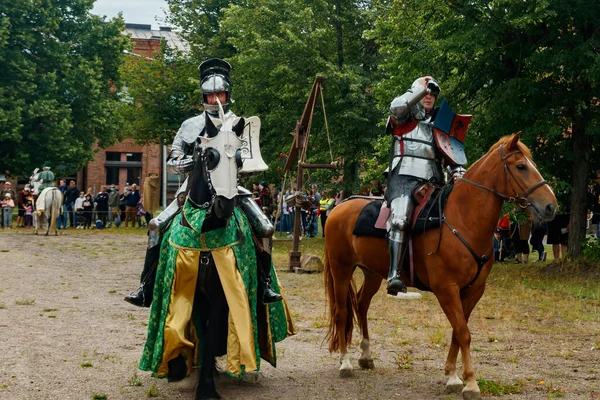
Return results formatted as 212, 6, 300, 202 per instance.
357, 270, 382, 370
435, 286, 481, 400
195, 255, 227, 400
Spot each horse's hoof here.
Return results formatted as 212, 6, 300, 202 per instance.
446, 382, 464, 394
462, 390, 482, 400
358, 358, 374, 370
339, 368, 353, 378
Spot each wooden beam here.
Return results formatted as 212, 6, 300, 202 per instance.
299, 163, 336, 169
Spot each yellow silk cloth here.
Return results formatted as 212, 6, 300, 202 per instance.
157, 245, 258, 376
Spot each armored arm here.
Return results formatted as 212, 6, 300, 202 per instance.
390, 83, 429, 124
166, 134, 195, 174
447, 164, 467, 182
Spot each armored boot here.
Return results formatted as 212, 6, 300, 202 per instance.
386, 239, 408, 295
257, 249, 283, 304
124, 243, 160, 307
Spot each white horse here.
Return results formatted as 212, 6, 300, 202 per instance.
30, 170, 62, 236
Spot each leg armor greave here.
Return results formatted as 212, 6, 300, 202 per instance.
386, 193, 414, 295
238, 195, 281, 304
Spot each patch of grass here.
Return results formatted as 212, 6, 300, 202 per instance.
477, 378, 523, 396
43, 308, 59, 312
128, 371, 143, 387
80, 362, 93, 368
108, 290, 117, 294
428, 329, 445, 347
394, 353, 414, 370
488, 335, 499, 343
91, 394, 107, 400
73, 296, 79, 299
15, 297, 36, 305
48, 315, 56, 318
127, 314, 136, 320
145, 384, 160, 397
0, 303, 5, 310
0, 249, 9, 252
0, 384, 7, 388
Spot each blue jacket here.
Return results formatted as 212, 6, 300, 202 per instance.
125, 190, 141, 207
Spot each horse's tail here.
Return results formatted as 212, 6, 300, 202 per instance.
324, 244, 358, 353
49, 190, 58, 234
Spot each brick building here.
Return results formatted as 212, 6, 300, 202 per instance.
77, 24, 187, 202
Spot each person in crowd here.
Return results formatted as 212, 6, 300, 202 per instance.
25, 200, 33, 228
16, 185, 30, 228
547, 213, 569, 260
319, 190, 335, 238
94, 185, 110, 228
530, 221, 548, 262
74, 191, 85, 229
280, 191, 291, 234
107, 184, 120, 227
1, 193, 15, 229
384, 76, 468, 295
137, 195, 148, 228
64, 181, 80, 228
82, 194, 93, 229
1, 182, 16, 227
497, 213, 513, 261
493, 229, 503, 262
311, 184, 321, 236
589, 173, 600, 238
57, 179, 68, 229
511, 215, 532, 263
124, 184, 140, 228
258, 182, 272, 217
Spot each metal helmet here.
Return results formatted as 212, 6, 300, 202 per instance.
411, 76, 441, 97
199, 58, 232, 115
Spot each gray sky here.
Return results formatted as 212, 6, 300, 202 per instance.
91, 0, 170, 30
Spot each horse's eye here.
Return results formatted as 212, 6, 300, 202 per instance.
235, 149, 243, 169
205, 148, 220, 171
516, 164, 527, 171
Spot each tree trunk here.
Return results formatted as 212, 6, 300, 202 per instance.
568, 115, 590, 258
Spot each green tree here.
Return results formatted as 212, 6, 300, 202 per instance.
0, 0, 130, 177
218, 0, 382, 192
372, 0, 600, 257
119, 43, 200, 144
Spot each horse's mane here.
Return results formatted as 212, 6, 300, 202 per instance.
468, 133, 533, 171
488, 134, 533, 160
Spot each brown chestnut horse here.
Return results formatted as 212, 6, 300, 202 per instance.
324, 133, 557, 400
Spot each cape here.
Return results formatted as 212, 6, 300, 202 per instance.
139, 201, 295, 378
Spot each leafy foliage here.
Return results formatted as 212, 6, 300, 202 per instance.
0, 0, 130, 176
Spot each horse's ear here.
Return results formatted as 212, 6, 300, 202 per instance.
508, 131, 522, 150
205, 113, 219, 138
233, 117, 245, 138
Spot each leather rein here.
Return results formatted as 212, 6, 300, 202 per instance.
437, 145, 548, 290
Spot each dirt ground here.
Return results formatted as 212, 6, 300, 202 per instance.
0, 231, 599, 400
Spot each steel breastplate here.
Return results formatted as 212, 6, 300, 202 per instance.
392, 122, 444, 182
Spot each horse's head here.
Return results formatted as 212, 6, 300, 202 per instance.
490, 132, 557, 221
189, 101, 245, 220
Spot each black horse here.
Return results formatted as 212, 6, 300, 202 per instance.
164, 112, 246, 400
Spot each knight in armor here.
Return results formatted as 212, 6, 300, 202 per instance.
33, 162, 56, 213
385, 76, 467, 296
125, 58, 282, 307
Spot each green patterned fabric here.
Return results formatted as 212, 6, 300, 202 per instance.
139, 201, 288, 378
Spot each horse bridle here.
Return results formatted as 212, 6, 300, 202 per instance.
434, 144, 548, 290
459, 145, 548, 209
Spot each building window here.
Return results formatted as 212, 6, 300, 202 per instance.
106, 152, 121, 161
126, 153, 142, 162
